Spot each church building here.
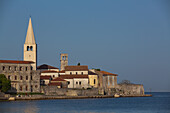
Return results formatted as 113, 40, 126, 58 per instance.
0, 17, 40, 93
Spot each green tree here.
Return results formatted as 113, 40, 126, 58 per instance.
0, 74, 11, 93
77, 62, 80, 66
119, 80, 134, 85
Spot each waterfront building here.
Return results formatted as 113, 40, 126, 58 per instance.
0, 17, 40, 93
48, 77, 68, 88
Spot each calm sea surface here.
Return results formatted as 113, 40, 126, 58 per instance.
0, 92, 170, 113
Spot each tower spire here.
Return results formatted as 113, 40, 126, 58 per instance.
25, 17, 36, 44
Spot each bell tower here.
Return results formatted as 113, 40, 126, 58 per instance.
24, 17, 37, 70
60, 53, 68, 71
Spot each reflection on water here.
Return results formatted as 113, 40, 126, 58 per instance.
0, 92, 170, 113
23, 102, 39, 113
0, 101, 39, 113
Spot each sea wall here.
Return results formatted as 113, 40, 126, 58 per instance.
116, 84, 145, 95
41, 86, 99, 96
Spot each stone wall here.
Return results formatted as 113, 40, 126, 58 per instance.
116, 84, 145, 95
0, 63, 40, 93
41, 86, 99, 96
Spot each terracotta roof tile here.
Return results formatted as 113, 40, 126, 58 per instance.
100, 71, 118, 76
0, 60, 34, 64
41, 70, 58, 73
65, 65, 88, 71
51, 77, 66, 82
40, 76, 52, 80
60, 75, 88, 79
48, 82, 61, 86
58, 70, 65, 73
37, 64, 59, 69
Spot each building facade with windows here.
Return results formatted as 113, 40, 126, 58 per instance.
0, 60, 40, 93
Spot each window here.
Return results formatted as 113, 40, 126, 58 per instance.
31, 75, 32, 80
76, 82, 78, 84
94, 79, 96, 84
35, 85, 38, 88
20, 76, 23, 80
2, 66, 5, 70
81, 72, 83, 75
31, 85, 33, 92
14, 66, 17, 71
20, 86, 22, 91
27, 46, 29, 51
30, 46, 33, 51
9, 66, 11, 70
79, 81, 81, 85
15, 76, 17, 80
70, 72, 72, 75
25, 86, 28, 91
68, 81, 70, 85
76, 72, 78, 75
8, 76, 10, 80
31, 66, 33, 70
25, 67, 27, 71
26, 76, 28, 80
20, 67, 22, 71
53, 75, 55, 77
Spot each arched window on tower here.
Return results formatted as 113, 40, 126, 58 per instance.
30, 46, 33, 51
27, 46, 29, 51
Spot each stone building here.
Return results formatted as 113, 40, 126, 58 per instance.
0, 17, 40, 93
0, 60, 40, 93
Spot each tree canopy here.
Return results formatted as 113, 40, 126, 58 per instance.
0, 74, 11, 93
119, 80, 134, 85
77, 62, 80, 66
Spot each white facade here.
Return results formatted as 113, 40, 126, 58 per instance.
64, 78, 89, 89
41, 72, 59, 78
65, 71, 88, 75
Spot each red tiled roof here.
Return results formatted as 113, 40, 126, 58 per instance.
0, 60, 34, 64
40, 76, 51, 80
51, 77, 66, 82
65, 65, 88, 71
60, 75, 88, 79
41, 70, 58, 73
48, 82, 61, 86
37, 64, 59, 69
100, 71, 118, 76
59, 70, 65, 73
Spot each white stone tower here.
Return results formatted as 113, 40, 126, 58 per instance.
60, 54, 68, 71
24, 17, 37, 70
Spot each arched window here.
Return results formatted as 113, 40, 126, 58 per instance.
30, 46, 33, 51
9, 66, 11, 70
27, 46, 29, 51
20, 67, 22, 71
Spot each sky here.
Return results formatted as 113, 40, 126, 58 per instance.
0, 0, 170, 92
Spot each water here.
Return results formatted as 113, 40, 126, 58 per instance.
0, 92, 170, 113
